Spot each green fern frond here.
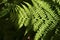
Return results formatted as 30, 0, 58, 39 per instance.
15, 5, 30, 28
9, 0, 60, 40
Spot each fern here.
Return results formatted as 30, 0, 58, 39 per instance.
9, 0, 60, 40
0, 0, 60, 40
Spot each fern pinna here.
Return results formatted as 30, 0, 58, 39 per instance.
0, 0, 60, 40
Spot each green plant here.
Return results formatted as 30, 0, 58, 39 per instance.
0, 0, 60, 40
